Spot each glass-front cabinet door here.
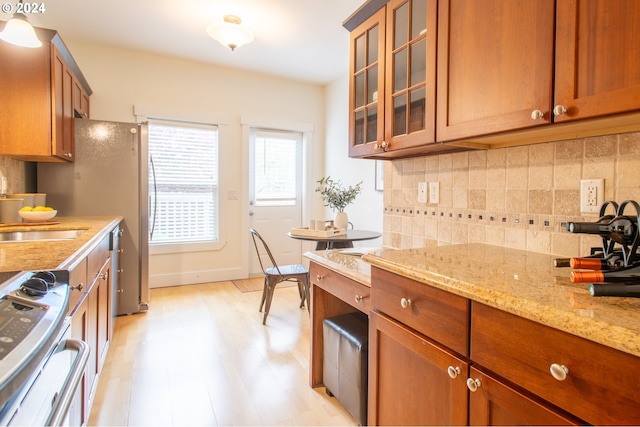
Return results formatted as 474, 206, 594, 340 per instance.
385, 0, 436, 151
349, 8, 386, 158
348, 0, 437, 158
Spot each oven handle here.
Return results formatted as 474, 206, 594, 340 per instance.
45, 338, 90, 427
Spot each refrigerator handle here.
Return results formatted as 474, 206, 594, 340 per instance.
150, 154, 158, 241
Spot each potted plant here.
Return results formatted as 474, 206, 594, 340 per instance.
315, 176, 362, 229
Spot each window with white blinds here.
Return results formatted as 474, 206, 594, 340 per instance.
148, 121, 219, 244
253, 130, 301, 206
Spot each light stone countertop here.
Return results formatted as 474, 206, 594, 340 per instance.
0, 216, 122, 272
307, 242, 640, 358
305, 248, 374, 286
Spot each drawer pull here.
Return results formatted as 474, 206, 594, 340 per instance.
400, 297, 412, 308
354, 295, 364, 303
70, 283, 84, 292
447, 366, 461, 379
466, 378, 481, 392
316, 275, 324, 281
550, 363, 569, 381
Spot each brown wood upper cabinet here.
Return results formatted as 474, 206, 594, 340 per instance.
0, 27, 92, 162
437, 0, 640, 143
348, 0, 461, 158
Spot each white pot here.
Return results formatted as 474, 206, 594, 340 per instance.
334, 211, 349, 229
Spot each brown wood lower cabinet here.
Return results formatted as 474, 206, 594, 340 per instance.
67, 226, 117, 424
367, 266, 638, 425
471, 302, 640, 425
467, 367, 580, 425
369, 310, 469, 426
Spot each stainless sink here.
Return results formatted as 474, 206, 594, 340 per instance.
0, 229, 86, 242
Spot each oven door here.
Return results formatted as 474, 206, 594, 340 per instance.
6, 321, 88, 427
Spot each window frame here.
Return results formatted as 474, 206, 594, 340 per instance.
135, 106, 228, 254
251, 128, 303, 208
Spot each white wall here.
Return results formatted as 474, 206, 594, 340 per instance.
64, 40, 330, 287
57, 40, 383, 287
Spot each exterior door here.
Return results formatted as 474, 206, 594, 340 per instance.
249, 129, 303, 276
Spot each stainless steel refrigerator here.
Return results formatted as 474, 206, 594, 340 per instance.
37, 119, 150, 315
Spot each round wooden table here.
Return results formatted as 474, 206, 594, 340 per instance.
287, 229, 382, 250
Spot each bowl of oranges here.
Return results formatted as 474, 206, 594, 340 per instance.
19, 206, 57, 222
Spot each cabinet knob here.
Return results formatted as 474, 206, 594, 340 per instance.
316, 274, 324, 281
70, 282, 84, 292
530, 110, 544, 120
549, 363, 569, 381
354, 294, 364, 303
65, 153, 73, 158
447, 366, 461, 379
466, 378, 481, 392
553, 105, 567, 116
99, 272, 109, 281
400, 297, 412, 308
374, 141, 390, 152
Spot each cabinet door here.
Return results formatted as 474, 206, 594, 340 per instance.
467, 367, 581, 426
73, 78, 90, 119
349, 7, 386, 157
369, 311, 468, 426
70, 296, 89, 426
554, 0, 640, 122
0, 41, 51, 159
384, 0, 437, 150
436, 0, 555, 141
96, 260, 111, 372
52, 45, 75, 161
86, 280, 98, 399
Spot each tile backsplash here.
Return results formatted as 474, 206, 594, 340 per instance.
0, 156, 29, 194
382, 131, 640, 257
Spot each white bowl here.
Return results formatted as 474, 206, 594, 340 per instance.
19, 210, 57, 222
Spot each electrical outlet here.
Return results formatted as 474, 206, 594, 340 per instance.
418, 182, 427, 203
580, 179, 604, 213
429, 181, 439, 204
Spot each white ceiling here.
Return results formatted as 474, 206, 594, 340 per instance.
7, 0, 366, 85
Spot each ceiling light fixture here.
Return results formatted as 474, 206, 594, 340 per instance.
0, 1, 42, 48
206, 15, 254, 51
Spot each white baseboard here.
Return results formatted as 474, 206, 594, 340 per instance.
149, 267, 244, 288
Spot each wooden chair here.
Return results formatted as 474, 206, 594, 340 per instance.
250, 228, 310, 324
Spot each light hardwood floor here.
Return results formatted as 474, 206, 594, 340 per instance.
88, 281, 358, 426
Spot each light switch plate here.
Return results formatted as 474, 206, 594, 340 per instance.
580, 179, 604, 213
429, 181, 439, 204
418, 182, 427, 203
